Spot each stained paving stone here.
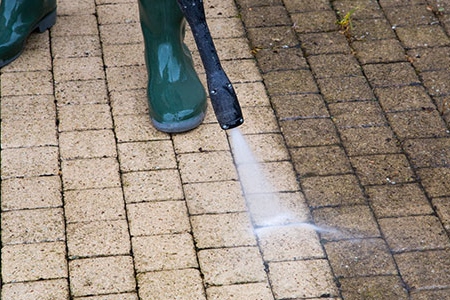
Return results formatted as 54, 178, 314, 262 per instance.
122, 170, 184, 203
1, 242, 67, 283
137, 269, 205, 300
262, 70, 318, 95
324, 238, 397, 277
271, 93, 329, 119
387, 110, 449, 139
374, 85, 435, 112
246, 26, 299, 50
69, 256, 136, 297
132, 233, 198, 273
177, 151, 238, 183
365, 183, 433, 218
299, 32, 350, 56
239, 106, 281, 134
407, 47, 450, 72
396, 25, 450, 48
433, 197, 450, 233
0, 71, 54, 96
384, 4, 438, 26
312, 205, 380, 240
183, 181, 247, 215
66, 219, 131, 258
395, 250, 450, 290
198, 247, 267, 286
351, 154, 416, 185
416, 167, 450, 198
291, 145, 353, 177
308, 54, 363, 78
421, 69, 450, 96
351, 18, 397, 40
2, 208, 65, 245
352, 39, 406, 64
333, 0, 385, 20
191, 212, 256, 248
339, 126, 401, 156
379, 0, 427, 7
363, 62, 421, 87
281, 118, 339, 147
290, 10, 339, 33
206, 282, 273, 300
236, 133, 291, 162
64, 188, 126, 223
269, 259, 339, 299
329, 100, 387, 128
240, 5, 291, 28
1, 94, 56, 120
117, 141, 177, 172
1, 146, 59, 179
339, 276, 409, 300
379, 215, 449, 252
55, 80, 109, 105
0, 176, 62, 211
302, 174, 366, 208
283, 0, 332, 12
317, 76, 375, 103
403, 137, 450, 168
255, 47, 309, 73
410, 289, 450, 300
1, 280, 70, 300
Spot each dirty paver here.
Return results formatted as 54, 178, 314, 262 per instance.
1, 0, 450, 299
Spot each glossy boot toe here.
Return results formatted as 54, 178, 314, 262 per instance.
0, 0, 57, 68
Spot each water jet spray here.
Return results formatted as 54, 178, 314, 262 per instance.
177, 0, 244, 130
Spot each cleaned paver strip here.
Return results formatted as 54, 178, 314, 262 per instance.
1, 0, 450, 299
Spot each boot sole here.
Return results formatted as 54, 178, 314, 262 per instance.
152, 111, 206, 133
0, 9, 57, 68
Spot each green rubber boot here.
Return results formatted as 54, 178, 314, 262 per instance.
138, 0, 207, 133
0, 0, 56, 68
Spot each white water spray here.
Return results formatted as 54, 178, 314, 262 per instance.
229, 128, 318, 229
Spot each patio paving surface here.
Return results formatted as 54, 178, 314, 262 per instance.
1, 0, 450, 299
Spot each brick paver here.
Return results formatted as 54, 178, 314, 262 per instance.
1, 0, 450, 299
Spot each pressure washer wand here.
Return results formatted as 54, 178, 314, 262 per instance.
177, 0, 244, 130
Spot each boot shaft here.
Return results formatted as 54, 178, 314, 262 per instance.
138, 0, 185, 38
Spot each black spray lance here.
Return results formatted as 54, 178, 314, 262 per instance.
177, 0, 244, 130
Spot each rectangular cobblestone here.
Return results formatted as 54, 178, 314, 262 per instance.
2, 208, 65, 245
69, 256, 136, 297
132, 233, 198, 273
137, 269, 205, 300
2, 242, 67, 283
1, 279, 69, 300
1, 176, 62, 211
64, 188, 126, 223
